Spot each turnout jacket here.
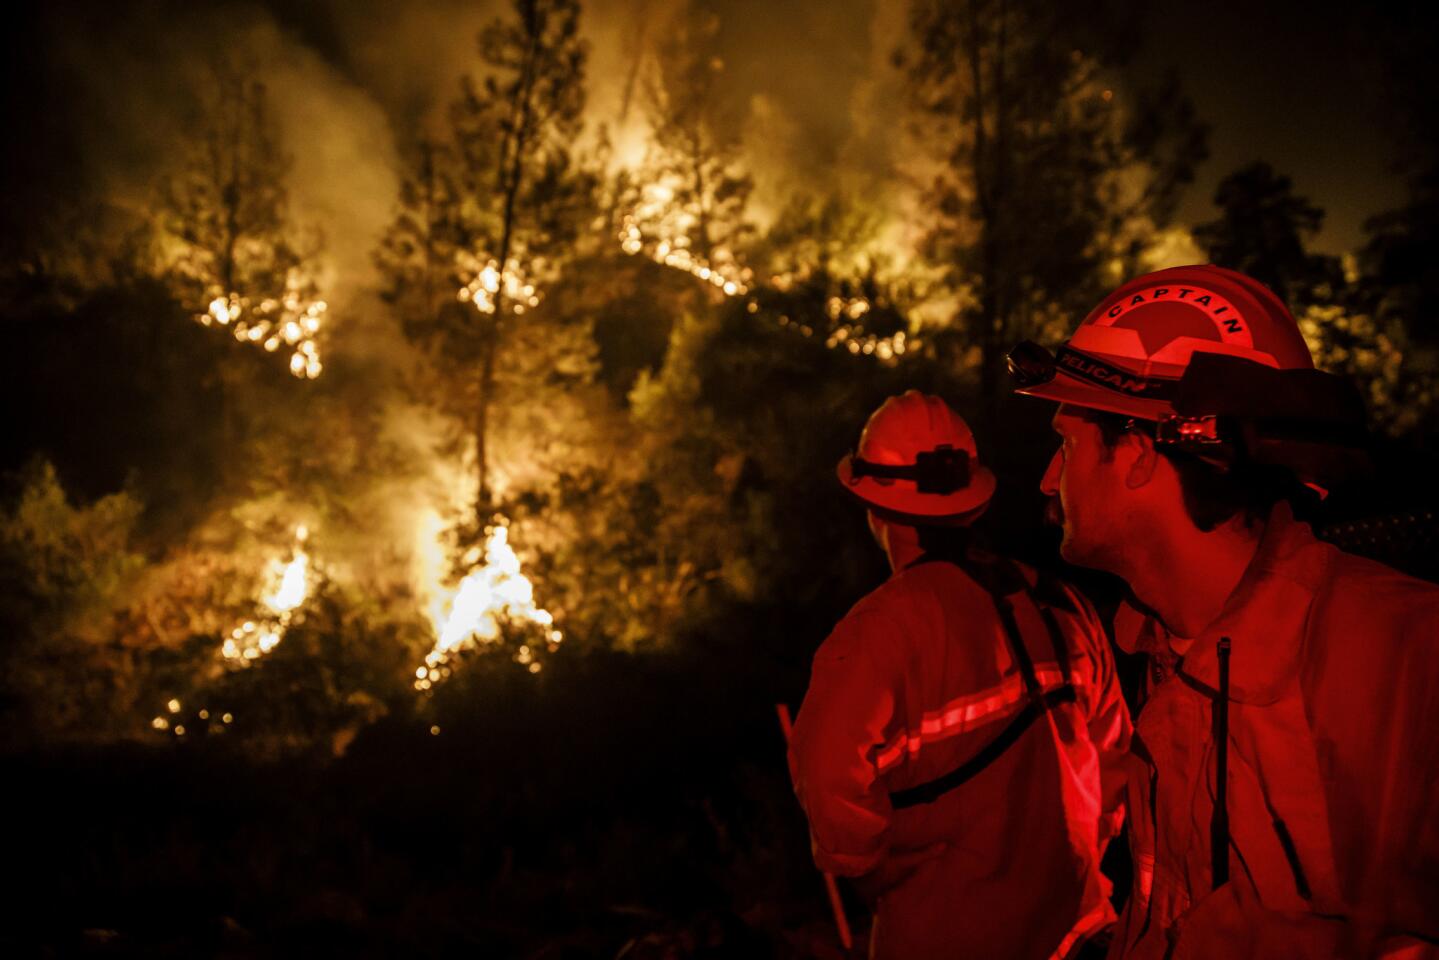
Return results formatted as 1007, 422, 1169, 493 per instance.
789, 551, 1130, 960
1109, 504, 1439, 959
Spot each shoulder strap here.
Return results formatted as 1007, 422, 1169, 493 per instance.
935, 552, 1074, 688
993, 581, 1045, 699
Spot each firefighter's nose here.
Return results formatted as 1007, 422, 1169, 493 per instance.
1040, 448, 1062, 496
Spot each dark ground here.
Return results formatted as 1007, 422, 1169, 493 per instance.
6, 646, 844, 958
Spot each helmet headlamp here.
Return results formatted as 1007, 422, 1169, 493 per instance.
849, 445, 972, 495
1006, 340, 1058, 389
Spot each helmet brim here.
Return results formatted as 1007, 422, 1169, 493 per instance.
1016, 372, 1173, 422
836, 455, 997, 521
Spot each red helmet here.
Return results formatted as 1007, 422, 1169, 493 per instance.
1013, 264, 1315, 420
836, 391, 996, 522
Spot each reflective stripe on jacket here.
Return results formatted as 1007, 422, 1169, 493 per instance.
789, 552, 1131, 960
1109, 504, 1439, 959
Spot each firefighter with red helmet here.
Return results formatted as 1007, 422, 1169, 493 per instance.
1011, 264, 1439, 958
788, 391, 1131, 960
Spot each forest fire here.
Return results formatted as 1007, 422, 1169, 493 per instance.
152, 526, 311, 735
823, 296, 910, 360
618, 212, 750, 297
458, 255, 542, 315
220, 524, 312, 663
8, 0, 1439, 954
198, 280, 327, 379
415, 520, 563, 690
621, 209, 915, 359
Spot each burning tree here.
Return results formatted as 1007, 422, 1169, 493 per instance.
158, 66, 328, 383
900, 0, 1204, 416
375, 0, 616, 681
378, 0, 596, 524
616, 11, 754, 297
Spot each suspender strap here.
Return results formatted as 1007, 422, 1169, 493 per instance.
993, 588, 1045, 699
890, 686, 1077, 808
888, 552, 1078, 809
1036, 595, 1074, 685
1031, 572, 1078, 686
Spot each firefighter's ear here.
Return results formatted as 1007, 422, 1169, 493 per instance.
1123, 429, 1161, 490
866, 509, 886, 550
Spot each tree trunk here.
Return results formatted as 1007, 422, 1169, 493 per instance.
965, 0, 1003, 431
475, 8, 542, 526
218, 88, 243, 455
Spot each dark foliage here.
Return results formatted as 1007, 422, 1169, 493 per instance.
0, 278, 227, 532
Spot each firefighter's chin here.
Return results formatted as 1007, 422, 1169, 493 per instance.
1049, 504, 1118, 573
1046, 498, 1083, 564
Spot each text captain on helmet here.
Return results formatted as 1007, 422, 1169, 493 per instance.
1011, 264, 1439, 958
787, 390, 1131, 960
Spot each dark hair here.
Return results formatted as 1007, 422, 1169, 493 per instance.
1077, 408, 1306, 532
915, 522, 973, 558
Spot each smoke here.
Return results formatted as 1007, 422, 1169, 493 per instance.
315, 0, 909, 224
701, 0, 904, 223
312, 0, 506, 138
16, 2, 395, 319
13, 0, 921, 285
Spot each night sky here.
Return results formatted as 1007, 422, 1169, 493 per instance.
1132, 0, 1416, 252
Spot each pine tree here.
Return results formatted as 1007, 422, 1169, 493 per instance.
158, 65, 327, 382
900, 0, 1204, 418
1187, 163, 1433, 438
377, 0, 596, 523
617, 11, 754, 295
1193, 162, 1342, 309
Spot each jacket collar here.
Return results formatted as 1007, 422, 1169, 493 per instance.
1113, 503, 1334, 705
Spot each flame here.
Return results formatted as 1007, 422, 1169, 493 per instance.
616, 202, 915, 360
194, 270, 327, 379
220, 525, 311, 663
819, 295, 911, 361
457, 254, 542, 316
261, 524, 310, 614
415, 518, 562, 688
617, 176, 751, 297
749, 286, 918, 362
153, 525, 312, 735
618, 212, 750, 297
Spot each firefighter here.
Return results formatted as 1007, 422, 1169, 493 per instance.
788, 390, 1131, 960
1010, 264, 1439, 958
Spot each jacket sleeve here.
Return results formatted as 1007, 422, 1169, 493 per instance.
788, 609, 897, 877
1070, 586, 1132, 849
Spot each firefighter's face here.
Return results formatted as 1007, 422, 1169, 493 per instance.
1041, 405, 1137, 571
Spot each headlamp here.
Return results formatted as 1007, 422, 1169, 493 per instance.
1006, 340, 1057, 388
1155, 414, 1225, 447
850, 445, 972, 494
